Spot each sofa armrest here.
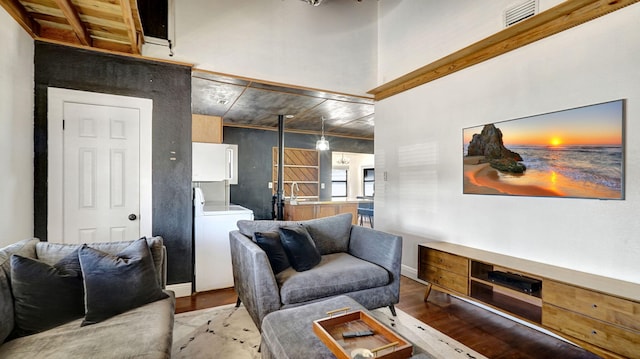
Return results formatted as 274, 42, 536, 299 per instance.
229, 230, 281, 329
348, 226, 402, 300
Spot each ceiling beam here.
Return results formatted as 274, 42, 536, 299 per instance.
0, 0, 38, 37
368, 0, 640, 101
53, 0, 91, 46
120, 0, 140, 54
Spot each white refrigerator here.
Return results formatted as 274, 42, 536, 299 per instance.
192, 142, 252, 292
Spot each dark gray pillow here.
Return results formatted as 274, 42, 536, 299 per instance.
254, 231, 290, 274
10, 250, 84, 337
303, 213, 353, 255
278, 225, 321, 272
79, 238, 168, 326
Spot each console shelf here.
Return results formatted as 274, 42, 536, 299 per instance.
418, 242, 640, 359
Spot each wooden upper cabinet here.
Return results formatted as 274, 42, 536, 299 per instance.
192, 114, 223, 143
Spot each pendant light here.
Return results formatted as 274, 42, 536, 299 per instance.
316, 116, 330, 151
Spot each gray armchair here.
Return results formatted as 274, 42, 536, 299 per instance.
229, 213, 402, 330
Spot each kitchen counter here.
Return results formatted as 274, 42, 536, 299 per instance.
285, 198, 368, 205
283, 199, 360, 223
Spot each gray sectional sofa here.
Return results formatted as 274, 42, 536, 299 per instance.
0, 237, 175, 359
229, 213, 403, 330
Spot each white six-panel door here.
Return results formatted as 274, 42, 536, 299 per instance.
48, 88, 152, 244
63, 102, 140, 243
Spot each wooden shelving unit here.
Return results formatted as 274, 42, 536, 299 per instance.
418, 242, 640, 359
272, 147, 319, 200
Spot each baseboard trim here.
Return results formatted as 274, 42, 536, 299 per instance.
401, 264, 418, 281
167, 282, 192, 298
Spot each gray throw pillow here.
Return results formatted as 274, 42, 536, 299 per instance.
278, 225, 321, 272
79, 238, 168, 326
303, 213, 353, 254
10, 250, 84, 337
254, 231, 290, 274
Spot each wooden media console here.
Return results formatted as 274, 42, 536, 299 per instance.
418, 242, 640, 359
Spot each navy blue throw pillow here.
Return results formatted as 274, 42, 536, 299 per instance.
78, 238, 168, 326
11, 250, 85, 337
278, 225, 321, 272
254, 231, 290, 274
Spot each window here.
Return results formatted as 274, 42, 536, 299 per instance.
363, 168, 374, 197
331, 169, 348, 198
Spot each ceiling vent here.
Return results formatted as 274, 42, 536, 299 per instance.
505, 0, 538, 27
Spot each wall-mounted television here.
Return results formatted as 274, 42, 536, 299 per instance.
463, 100, 625, 199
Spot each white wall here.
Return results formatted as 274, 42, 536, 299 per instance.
0, 9, 34, 247
375, 2, 640, 284
143, 0, 378, 96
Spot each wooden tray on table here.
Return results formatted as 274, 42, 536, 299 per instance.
312, 307, 413, 359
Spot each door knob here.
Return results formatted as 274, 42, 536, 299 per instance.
128, 214, 137, 221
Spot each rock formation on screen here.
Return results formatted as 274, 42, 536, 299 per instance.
467, 124, 526, 173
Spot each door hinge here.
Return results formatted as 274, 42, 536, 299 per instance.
62, 119, 65, 130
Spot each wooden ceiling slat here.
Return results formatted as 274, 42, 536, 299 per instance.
20, 1, 63, 17
5, 0, 143, 55
72, 0, 121, 15
36, 18, 72, 30
88, 28, 129, 41
31, 12, 71, 24
74, 4, 122, 21
80, 14, 126, 30
119, 0, 139, 54
91, 36, 133, 52
54, 0, 91, 45
38, 24, 81, 44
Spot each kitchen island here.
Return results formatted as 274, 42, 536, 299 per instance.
284, 199, 363, 224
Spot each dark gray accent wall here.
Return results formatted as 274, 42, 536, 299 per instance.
224, 127, 373, 219
34, 41, 192, 285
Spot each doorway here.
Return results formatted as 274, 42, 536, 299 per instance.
47, 88, 153, 243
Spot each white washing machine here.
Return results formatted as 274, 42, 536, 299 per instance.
193, 187, 254, 292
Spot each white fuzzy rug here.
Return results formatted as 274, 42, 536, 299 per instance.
172, 304, 487, 359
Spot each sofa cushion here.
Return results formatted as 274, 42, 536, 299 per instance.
0, 291, 175, 359
237, 220, 298, 239
254, 231, 290, 274
236, 213, 353, 255
278, 225, 321, 272
36, 236, 165, 288
10, 250, 85, 337
276, 252, 389, 305
303, 213, 352, 254
0, 238, 39, 344
79, 238, 168, 326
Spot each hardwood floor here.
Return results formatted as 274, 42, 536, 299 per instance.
175, 276, 601, 359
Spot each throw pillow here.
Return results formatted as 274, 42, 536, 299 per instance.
79, 238, 168, 326
278, 225, 321, 272
303, 213, 353, 255
10, 249, 85, 337
254, 231, 290, 274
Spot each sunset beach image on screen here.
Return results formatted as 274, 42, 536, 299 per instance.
462, 100, 624, 199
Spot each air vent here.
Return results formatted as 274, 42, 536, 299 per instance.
505, 0, 538, 27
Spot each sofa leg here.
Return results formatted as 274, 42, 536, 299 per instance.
235, 297, 242, 308
389, 305, 397, 316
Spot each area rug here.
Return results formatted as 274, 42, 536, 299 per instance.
172, 304, 487, 359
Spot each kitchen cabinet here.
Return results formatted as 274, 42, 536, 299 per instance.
418, 242, 640, 359
192, 114, 223, 143
284, 201, 358, 224
192, 142, 238, 184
